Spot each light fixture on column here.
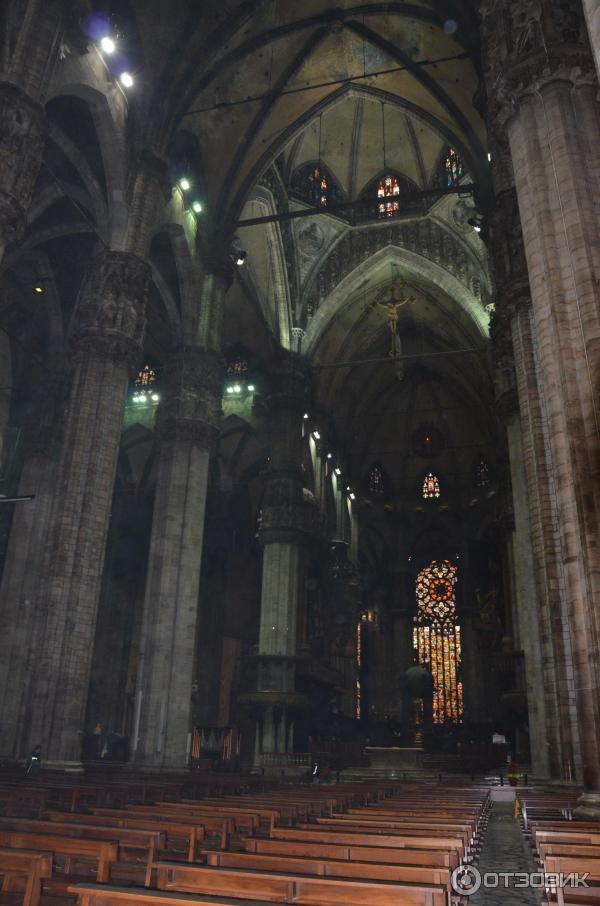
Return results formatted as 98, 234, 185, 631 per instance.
34, 285, 44, 294
312, 430, 320, 440
192, 200, 203, 213
349, 492, 356, 500
120, 71, 134, 88
247, 384, 255, 392
179, 177, 191, 191
235, 251, 247, 266
303, 413, 309, 420
334, 467, 341, 476
100, 35, 116, 54
327, 453, 332, 459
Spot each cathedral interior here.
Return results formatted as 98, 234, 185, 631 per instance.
1, 0, 600, 809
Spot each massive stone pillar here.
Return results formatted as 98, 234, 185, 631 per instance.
493, 309, 552, 777
0, 371, 63, 758
0, 83, 46, 263
23, 251, 151, 764
250, 352, 323, 762
483, 5, 600, 789
583, 0, 600, 81
0, 0, 80, 262
133, 346, 224, 769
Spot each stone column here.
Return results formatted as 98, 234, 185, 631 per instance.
23, 251, 151, 764
0, 83, 46, 263
583, 0, 600, 82
0, 371, 63, 759
252, 352, 323, 761
133, 346, 223, 769
483, 5, 600, 789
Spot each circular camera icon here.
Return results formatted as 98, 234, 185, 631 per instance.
451, 865, 482, 896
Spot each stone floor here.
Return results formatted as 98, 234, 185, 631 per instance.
469, 802, 542, 905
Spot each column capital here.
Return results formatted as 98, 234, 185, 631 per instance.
259, 498, 328, 545
481, 2, 594, 134
265, 350, 311, 412
71, 251, 151, 363
0, 82, 47, 247
155, 345, 225, 449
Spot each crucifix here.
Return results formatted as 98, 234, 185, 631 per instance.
370, 281, 416, 358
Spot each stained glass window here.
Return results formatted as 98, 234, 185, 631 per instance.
422, 472, 441, 499
132, 364, 159, 402
445, 148, 463, 187
355, 621, 363, 719
368, 464, 385, 497
413, 560, 462, 724
377, 175, 401, 218
309, 166, 328, 207
475, 458, 490, 488
226, 353, 249, 376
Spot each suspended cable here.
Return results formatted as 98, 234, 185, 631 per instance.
182, 51, 471, 117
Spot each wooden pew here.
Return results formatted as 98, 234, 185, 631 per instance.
0, 848, 52, 906
128, 803, 261, 834
46, 810, 206, 862
154, 860, 449, 905
69, 883, 276, 906
203, 848, 454, 895
305, 817, 472, 849
0, 817, 161, 886
269, 826, 466, 861
0, 831, 117, 883
542, 853, 600, 906
93, 808, 234, 849
243, 836, 460, 869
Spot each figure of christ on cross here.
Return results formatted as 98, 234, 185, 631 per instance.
370, 281, 416, 358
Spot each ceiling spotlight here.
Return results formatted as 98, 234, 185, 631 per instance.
120, 72, 134, 88
313, 430, 320, 440
303, 413, 309, 420
233, 384, 241, 393
236, 251, 247, 266
34, 285, 44, 294
179, 177, 191, 191
349, 492, 356, 501
468, 216, 483, 234
226, 386, 234, 394
151, 393, 160, 402
192, 200, 202, 213
327, 453, 332, 459
334, 468, 341, 476
487, 152, 492, 162
247, 384, 255, 392
100, 36, 116, 54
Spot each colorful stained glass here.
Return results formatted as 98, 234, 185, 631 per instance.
356, 621, 362, 719
377, 175, 400, 218
133, 364, 158, 400
369, 465, 385, 496
445, 148, 463, 187
422, 472, 441, 499
309, 166, 328, 206
475, 458, 490, 488
414, 560, 462, 724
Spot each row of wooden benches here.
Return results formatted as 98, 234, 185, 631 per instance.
518, 794, 600, 905
0, 780, 491, 906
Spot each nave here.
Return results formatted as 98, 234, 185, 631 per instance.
0, 770, 597, 906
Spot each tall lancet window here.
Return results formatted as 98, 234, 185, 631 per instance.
413, 560, 463, 723
377, 175, 401, 218
445, 148, 463, 186
422, 472, 441, 499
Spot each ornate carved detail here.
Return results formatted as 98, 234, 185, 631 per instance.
302, 218, 483, 324
156, 415, 220, 450
155, 346, 224, 448
265, 350, 310, 413
0, 83, 47, 246
72, 251, 151, 363
259, 500, 328, 544
480, 0, 593, 133
489, 188, 531, 321
490, 310, 519, 421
